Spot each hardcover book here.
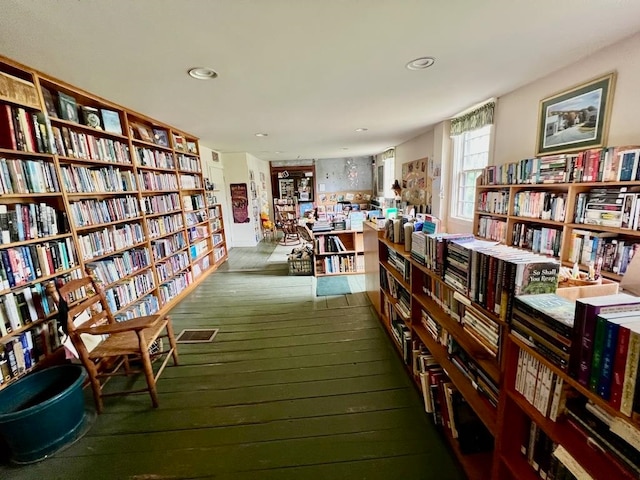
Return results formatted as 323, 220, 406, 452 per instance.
80, 106, 102, 129
41, 87, 58, 118
57, 92, 78, 122
100, 109, 122, 135
152, 128, 168, 147
570, 293, 640, 387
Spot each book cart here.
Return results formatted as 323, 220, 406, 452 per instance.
0, 55, 227, 390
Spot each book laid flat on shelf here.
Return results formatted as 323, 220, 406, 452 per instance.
57, 92, 78, 123
100, 109, 122, 135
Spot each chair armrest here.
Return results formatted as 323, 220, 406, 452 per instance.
76, 315, 163, 335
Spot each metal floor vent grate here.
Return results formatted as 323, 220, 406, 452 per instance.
176, 328, 219, 344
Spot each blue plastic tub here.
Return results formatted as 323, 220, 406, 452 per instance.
0, 365, 88, 464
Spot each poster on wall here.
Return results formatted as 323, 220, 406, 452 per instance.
230, 183, 250, 223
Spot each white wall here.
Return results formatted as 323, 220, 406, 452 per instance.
394, 129, 434, 179
494, 31, 640, 166
199, 145, 232, 249
246, 153, 271, 242
220, 152, 255, 247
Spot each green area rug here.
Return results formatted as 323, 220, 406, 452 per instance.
316, 276, 351, 296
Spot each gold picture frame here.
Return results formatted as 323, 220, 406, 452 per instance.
536, 72, 616, 156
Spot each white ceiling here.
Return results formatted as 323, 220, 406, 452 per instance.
1, 0, 640, 162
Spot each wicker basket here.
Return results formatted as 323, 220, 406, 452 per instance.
288, 257, 313, 276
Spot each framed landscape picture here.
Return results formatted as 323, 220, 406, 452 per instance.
536, 72, 616, 156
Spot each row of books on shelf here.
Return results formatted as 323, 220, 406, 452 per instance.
520, 420, 601, 480
179, 174, 202, 189
77, 223, 145, 261
0, 104, 51, 154
477, 217, 507, 243
316, 235, 349, 253
569, 230, 638, 276
69, 196, 140, 228
0, 239, 77, 289
513, 191, 567, 222
185, 210, 207, 226
0, 156, 59, 194
138, 171, 179, 191
189, 240, 208, 260
113, 293, 158, 323
515, 346, 572, 421
386, 245, 410, 281
480, 146, 640, 185
142, 193, 181, 216
574, 187, 640, 230
60, 164, 137, 193
103, 270, 155, 313
317, 254, 360, 274
512, 292, 640, 420
156, 251, 190, 283
86, 248, 150, 285
134, 147, 175, 170
158, 271, 192, 304
413, 345, 494, 454
52, 125, 131, 164
0, 322, 61, 386
0, 281, 55, 335
0, 203, 66, 244
148, 214, 183, 240
512, 223, 562, 257
151, 232, 187, 261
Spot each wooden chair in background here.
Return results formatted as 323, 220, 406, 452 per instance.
50, 275, 179, 413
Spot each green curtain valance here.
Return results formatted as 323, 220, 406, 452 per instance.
381, 148, 395, 160
450, 101, 495, 136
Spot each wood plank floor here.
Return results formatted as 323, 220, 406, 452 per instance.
1, 242, 465, 479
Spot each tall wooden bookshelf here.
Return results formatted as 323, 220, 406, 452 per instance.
364, 223, 496, 480
365, 163, 640, 479
0, 55, 227, 390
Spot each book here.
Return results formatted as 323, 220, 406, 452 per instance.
100, 109, 122, 134
57, 92, 79, 122
41, 86, 58, 118
590, 311, 640, 400
570, 293, 640, 387
80, 106, 102, 129
152, 128, 168, 147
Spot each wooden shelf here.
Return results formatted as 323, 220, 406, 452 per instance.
0, 54, 228, 394
57, 155, 133, 167
413, 291, 501, 383
413, 322, 498, 435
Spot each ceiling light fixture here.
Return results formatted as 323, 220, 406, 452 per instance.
255, 133, 268, 137
187, 67, 218, 80
406, 57, 435, 70
355, 128, 368, 132
341, 147, 349, 150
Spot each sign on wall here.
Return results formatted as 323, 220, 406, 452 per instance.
230, 183, 249, 223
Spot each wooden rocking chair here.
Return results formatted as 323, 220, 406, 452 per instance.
50, 275, 179, 414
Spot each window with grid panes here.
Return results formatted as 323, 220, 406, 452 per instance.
451, 124, 491, 220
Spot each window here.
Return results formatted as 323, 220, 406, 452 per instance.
451, 124, 491, 220
383, 154, 395, 198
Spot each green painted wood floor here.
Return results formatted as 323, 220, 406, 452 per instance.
1, 242, 465, 480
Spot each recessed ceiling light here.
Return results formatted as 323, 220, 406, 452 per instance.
274, 151, 282, 154
187, 67, 218, 80
355, 128, 368, 132
255, 133, 268, 137
406, 57, 435, 70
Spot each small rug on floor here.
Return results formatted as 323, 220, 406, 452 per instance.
316, 276, 351, 296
